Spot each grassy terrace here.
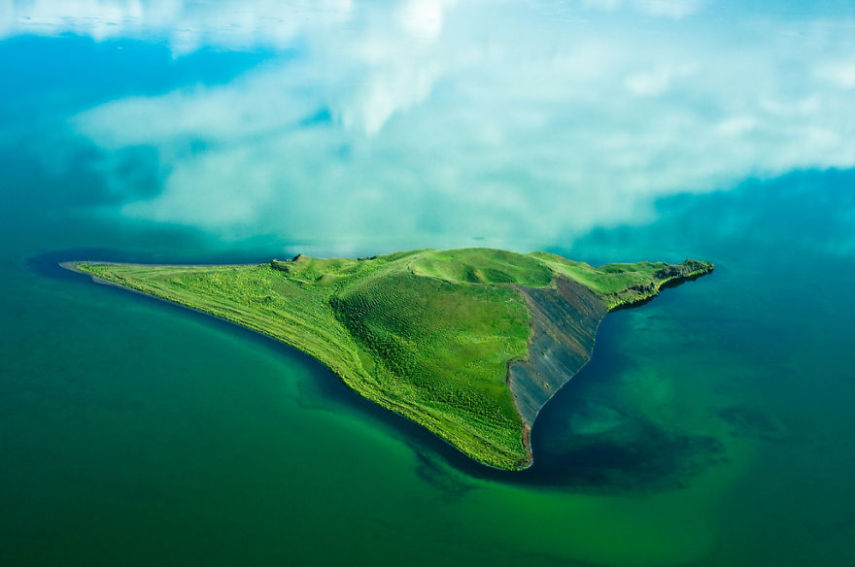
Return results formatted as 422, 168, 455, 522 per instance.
71, 249, 712, 470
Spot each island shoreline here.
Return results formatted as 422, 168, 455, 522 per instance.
60, 252, 713, 473
59, 260, 523, 473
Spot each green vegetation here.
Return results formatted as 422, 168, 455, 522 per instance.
532, 252, 714, 309
70, 248, 712, 469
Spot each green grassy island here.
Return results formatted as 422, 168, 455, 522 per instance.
66, 248, 713, 470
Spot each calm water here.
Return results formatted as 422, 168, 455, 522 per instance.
2, 3, 855, 566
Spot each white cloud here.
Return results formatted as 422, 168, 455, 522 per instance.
398, 0, 456, 40
817, 58, 855, 90
639, 0, 704, 18
0, 0, 354, 54
0, 1, 14, 36
582, 0, 704, 19
10, 0, 855, 252
624, 65, 693, 96
73, 64, 317, 146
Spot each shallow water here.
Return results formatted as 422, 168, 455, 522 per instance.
2, 3, 855, 566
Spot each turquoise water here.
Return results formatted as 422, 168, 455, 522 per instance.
3, 3, 855, 565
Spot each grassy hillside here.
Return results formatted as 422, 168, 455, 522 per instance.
532, 252, 714, 309
71, 248, 712, 469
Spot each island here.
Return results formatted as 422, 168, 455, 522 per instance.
64, 248, 713, 470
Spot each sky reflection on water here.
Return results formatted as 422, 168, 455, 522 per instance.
3, 0, 854, 255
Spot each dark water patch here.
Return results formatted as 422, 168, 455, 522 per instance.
717, 405, 789, 442
411, 450, 478, 502
534, 413, 726, 492
564, 169, 855, 271
519, 309, 729, 493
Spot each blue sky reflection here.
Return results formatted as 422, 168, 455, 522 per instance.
3, 1, 854, 254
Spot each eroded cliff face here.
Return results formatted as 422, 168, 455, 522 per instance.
508, 277, 609, 430
507, 260, 714, 450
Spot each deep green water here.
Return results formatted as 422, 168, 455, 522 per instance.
2, 5, 855, 566
4, 163, 855, 566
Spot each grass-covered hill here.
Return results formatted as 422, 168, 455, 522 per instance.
68, 248, 712, 470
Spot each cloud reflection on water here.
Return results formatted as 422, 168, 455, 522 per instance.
4, 1, 855, 253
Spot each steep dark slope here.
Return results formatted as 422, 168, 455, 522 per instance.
508, 277, 608, 433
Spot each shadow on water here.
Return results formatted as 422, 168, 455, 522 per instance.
32, 248, 725, 495
524, 310, 727, 493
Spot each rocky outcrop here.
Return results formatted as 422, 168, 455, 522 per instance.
604, 259, 714, 309
654, 259, 711, 280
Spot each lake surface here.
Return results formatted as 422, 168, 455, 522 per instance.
2, 2, 854, 565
